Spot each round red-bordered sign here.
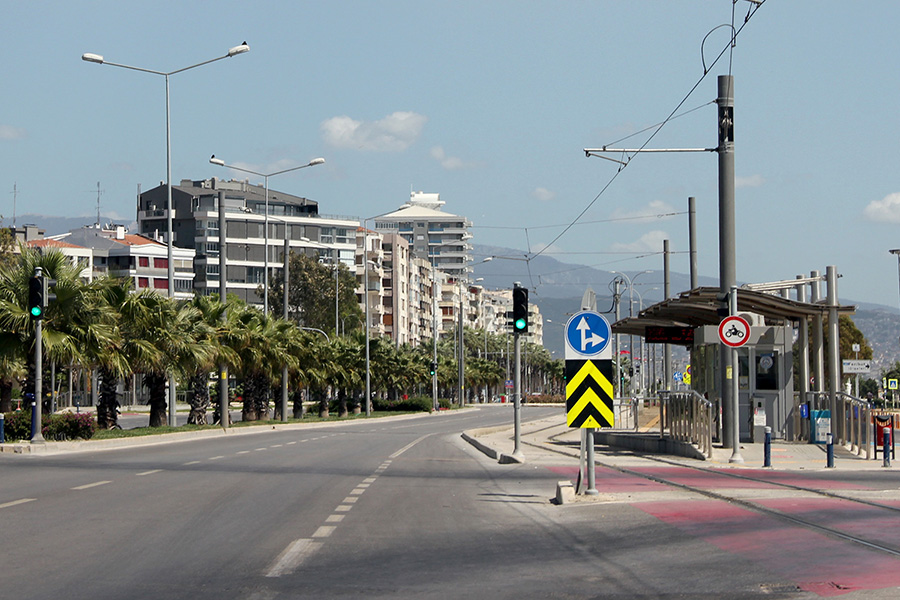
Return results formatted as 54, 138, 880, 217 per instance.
718, 315, 750, 348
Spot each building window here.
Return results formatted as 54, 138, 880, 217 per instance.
138, 277, 149, 288
139, 257, 149, 268
154, 258, 168, 269
153, 278, 168, 290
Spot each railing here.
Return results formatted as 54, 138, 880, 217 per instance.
805, 390, 872, 457
608, 397, 640, 431
658, 390, 715, 458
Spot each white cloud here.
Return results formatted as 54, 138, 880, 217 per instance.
610, 230, 669, 253
609, 200, 676, 221
864, 192, 900, 223
0, 125, 26, 140
321, 111, 426, 151
736, 174, 765, 188
430, 146, 465, 170
532, 187, 556, 202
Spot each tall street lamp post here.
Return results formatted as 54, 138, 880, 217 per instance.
209, 156, 324, 314
83, 43, 250, 427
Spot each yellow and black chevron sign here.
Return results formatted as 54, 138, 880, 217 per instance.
566, 359, 614, 428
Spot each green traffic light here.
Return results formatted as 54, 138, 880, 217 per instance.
31, 306, 42, 317
515, 318, 526, 330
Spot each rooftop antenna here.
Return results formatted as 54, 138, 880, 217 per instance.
10, 183, 18, 227
87, 181, 105, 227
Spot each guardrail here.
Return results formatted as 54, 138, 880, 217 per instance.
609, 397, 640, 431
658, 390, 714, 458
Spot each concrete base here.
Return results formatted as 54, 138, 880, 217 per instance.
593, 431, 708, 461
555, 480, 575, 504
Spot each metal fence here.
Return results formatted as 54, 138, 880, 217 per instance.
806, 390, 873, 458
609, 397, 640, 431
658, 390, 715, 458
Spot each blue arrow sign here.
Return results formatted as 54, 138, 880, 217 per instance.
565, 311, 611, 359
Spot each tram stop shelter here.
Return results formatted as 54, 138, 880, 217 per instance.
613, 286, 856, 442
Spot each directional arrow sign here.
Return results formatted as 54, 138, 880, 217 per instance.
842, 359, 871, 374
565, 311, 612, 360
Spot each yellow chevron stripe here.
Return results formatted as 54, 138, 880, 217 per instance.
566, 360, 615, 428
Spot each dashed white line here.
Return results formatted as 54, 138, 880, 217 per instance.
136, 469, 162, 476
209, 455, 225, 460
0, 498, 35, 509
271, 444, 283, 448
184, 461, 201, 466
342, 496, 358, 504
364, 477, 377, 483
350, 488, 365, 495
237, 450, 251, 455
265, 539, 322, 578
72, 481, 111, 490
287, 441, 297, 445
325, 515, 345, 523
255, 448, 267, 452
312, 526, 335, 538
335, 505, 352, 512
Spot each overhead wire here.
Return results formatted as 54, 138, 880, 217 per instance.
530, 0, 766, 261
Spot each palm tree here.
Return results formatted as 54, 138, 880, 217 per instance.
185, 294, 236, 425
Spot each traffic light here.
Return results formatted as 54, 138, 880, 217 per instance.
512, 284, 528, 333
28, 276, 43, 319
43, 277, 57, 307
430, 361, 436, 376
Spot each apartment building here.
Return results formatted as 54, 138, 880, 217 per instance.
137, 178, 357, 305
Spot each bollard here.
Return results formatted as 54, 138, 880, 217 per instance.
763, 426, 772, 468
0, 412, 4, 444
826, 433, 835, 468
884, 428, 892, 468
30, 400, 38, 441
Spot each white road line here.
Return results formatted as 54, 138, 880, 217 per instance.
0, 498, 35, 509
312, 526, 335, 538
350, 488, 365, 495
364, 477, 377, 483
72, 481, 111, 490
255, 448, 267, 451
325, 514, 345, 523
237, 450, 251, 455
265, 539, 322, 578
342, 496, 358, 504
271, 444, 283, 448
357, 483, 370, 488
300, 439, 309, 443
184, 461, 201, 465
136, 470, 162, 476
335, 505, 352, 512
287, 441, 297, 445
209, 455, 225, 460
390, 434, 432, 458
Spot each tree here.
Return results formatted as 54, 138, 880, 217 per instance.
269, 252, 362, 336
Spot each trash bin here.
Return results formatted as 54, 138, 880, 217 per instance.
811, 410, 831, 444
874, 415, 895, 459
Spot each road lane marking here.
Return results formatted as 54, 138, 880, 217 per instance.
265, 539, 322, 578
326, 515, 345, 523
271, 444, 283, 448
209, 455, 225, 460
335, 505, 352, 512
357, 483, 370, 488
287, 441, 297, 445
364, 477, 377, 483
72, 481, 111, 490
255, 448, 267, 451
0, 498, 36, 509
390, 434, 433, 458
184, 461, 201, 465
342, 497, 358, 504
237, 450, 251, 455
312, 526, 335, 538
136, 470, 162, 476
350, 488, 365, 495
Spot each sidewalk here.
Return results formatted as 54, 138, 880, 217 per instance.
463, 412, 897, 472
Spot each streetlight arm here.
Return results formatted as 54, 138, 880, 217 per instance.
209, 156, 324, 178
82, 43, 249, 77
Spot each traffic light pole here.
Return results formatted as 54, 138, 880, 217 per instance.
32, 267, 45, 444
512, 330, 523, 460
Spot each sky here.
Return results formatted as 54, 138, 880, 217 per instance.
3, 1, 900, 308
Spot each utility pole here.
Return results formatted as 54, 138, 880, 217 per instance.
218, 191, 229, 429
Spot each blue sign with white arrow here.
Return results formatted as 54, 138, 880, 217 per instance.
565, 311, 612, 360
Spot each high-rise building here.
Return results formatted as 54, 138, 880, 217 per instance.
374, 191, 472, 279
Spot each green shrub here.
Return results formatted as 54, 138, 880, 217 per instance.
373, 395, 433, 413
2, 411, 97, 442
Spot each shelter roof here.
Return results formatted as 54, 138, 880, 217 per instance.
613, 286, 856, 338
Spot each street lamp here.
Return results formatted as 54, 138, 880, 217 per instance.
890, 250, 900, 322
84, 43, 250, 428
611, 270, 653, 396
209, 155, 325, 314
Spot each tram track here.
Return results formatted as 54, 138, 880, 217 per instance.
528, 423, 900, 559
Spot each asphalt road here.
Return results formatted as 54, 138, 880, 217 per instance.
5, 405, 900, 599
